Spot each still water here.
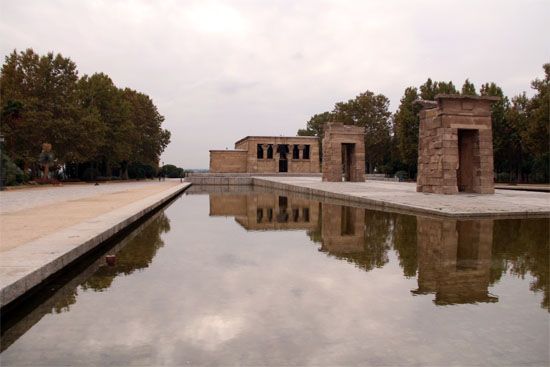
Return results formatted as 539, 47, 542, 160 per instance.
1, 186, 549, 366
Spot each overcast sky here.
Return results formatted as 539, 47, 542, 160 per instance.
1, 0, 548, 168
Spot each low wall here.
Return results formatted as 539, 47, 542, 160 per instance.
186, 173, 321, 185
209, 150, 247, 173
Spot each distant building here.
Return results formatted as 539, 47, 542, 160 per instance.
209, 136, 320, 173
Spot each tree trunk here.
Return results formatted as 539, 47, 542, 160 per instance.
121, 161, 129, 180
106, 162, 112, 178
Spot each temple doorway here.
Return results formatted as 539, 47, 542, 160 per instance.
342, 143, 355, 181
277, 144, 289, 172
457, 129, 478, 192
279, 159, 288, 172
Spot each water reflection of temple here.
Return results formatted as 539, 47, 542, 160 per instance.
413, 217, 497, 305
313, 203, 497, 305
207, 192, 548, 308
209, 193, 319, 231
313, 205, 393, 272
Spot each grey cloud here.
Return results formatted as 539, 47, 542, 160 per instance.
0, 0, 548, 168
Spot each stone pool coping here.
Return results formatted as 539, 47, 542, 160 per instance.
252, 177, 550, 219
0, 182, 190, 309
186, 174, 550, 219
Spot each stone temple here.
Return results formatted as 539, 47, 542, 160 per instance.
416, 95, 499, 194
210, 136, 320, 174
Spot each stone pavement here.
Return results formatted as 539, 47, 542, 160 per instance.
0, 181, 181, 251
0, 180, 190, 307
253, 177, 550, 218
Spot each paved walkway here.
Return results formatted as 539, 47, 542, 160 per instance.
0, 180, 189, 307
0, 181, 182, 252
254, 177, 550, 218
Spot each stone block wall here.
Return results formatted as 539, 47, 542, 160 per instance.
416, 95, 498, 194
236, 136, 320, 174
322, 122, 365, 182
209, 150, 247, 173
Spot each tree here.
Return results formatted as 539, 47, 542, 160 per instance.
419, 78, 458, 100
461, 79, 477, 96
393, 87, 422, 177
523, 63, 550, 182
1, 48, 171, 183
297, 111, 333, 138
0, 49, 80, 170
480, 82, 512, 176
123, 89, 170, 169
504, 93, 530, 181
77, 73, 133, 176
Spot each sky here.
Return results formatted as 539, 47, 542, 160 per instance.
1, 0, 549, 169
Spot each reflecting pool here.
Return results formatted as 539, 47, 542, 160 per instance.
1, 186, 549, 366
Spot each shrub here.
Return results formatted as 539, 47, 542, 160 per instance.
394, 170, 409, 182
82, 167, 101, 181
1, 151, 28, 186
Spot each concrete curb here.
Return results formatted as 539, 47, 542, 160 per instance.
0, 182, 191, 308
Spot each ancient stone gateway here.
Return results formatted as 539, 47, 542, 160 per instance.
416, 95, 499, 194
322, 122, 366, 182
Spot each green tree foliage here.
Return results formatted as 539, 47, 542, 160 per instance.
296, 92, 392, 173
491, 218, 549, 310
297, 111, 333, 138
480, 83, 516, 176
161, 164, 186, 178
1, 49, 80, 168
461, 78, 477, 95
332, 91, 392, 172
523, 64, 550, 182
393, 87, 422, 177
0, 48, 171, 181
419, 78, 458, 99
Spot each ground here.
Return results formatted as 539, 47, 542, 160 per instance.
0, 181, 181, 252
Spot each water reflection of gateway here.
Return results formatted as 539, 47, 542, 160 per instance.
413, 217, 497, 305
320, 204, 366, 253
209, 193, 319, 231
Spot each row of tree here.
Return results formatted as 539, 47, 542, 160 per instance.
1, 48, 171, 182
298, 64, 549, 183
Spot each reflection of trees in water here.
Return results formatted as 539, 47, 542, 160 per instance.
1, 212, 171, 352
306, 202, 548, 309
491, 218, 549, 310
49, 213, 171, 313
355, 210, 391, 271
81, 213, 171, 292
391, 214, 418, 278
308, 206, 416, 275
